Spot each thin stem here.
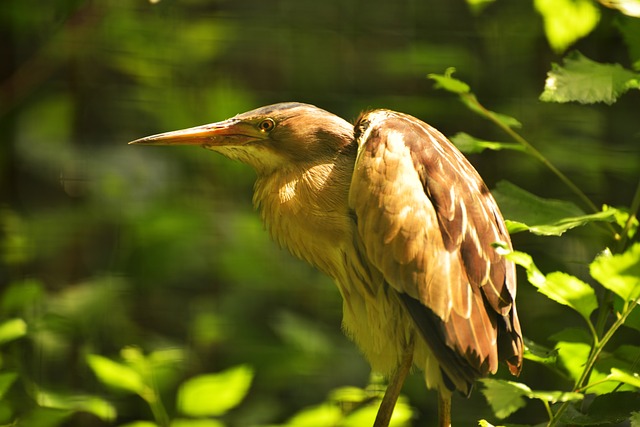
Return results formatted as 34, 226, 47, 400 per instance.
145, 389, 170, 427
594, 290, 612, 341
547, 296, 640, 426
616, 176, 640, 252
461, 93, 608, 218
542, 400, 554, 420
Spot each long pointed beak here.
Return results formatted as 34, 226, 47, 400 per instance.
128, 118, 260, 147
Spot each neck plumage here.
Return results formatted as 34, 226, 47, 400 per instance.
252, 144, 357, 277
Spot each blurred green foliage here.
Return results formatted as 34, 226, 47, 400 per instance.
0, 0, 639, 426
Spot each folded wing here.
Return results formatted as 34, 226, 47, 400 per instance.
348, 110, 522, 393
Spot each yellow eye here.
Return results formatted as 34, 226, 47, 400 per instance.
258, 118, 275, 132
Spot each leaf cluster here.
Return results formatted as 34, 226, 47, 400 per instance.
429, 33, 640, 424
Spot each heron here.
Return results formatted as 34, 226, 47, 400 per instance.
129, 102, 523, 427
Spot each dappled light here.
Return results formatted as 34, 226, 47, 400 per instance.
1, 1, 639, 427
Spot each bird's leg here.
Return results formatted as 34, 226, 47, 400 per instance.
437, 391, 452, 427
373, 335, 415, 427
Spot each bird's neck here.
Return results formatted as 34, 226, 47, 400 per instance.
252, 149, 356, 277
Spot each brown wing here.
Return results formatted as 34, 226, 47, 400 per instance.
349, 110, 522, 393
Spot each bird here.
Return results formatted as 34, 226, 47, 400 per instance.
129, 102, 523, 427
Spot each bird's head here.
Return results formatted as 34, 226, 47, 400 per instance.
129, 102, 354, 174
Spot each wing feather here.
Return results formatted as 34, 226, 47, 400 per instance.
349, 110, 523, 392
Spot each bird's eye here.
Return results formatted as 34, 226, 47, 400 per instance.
258, 118, 275, 132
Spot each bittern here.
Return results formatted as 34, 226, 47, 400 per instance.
130, 102, 523, 427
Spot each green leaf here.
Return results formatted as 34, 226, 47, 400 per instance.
465, 0, 496, 14
34, 389, 117, 422
450, 132, 525, 154
528, 389, 583, 404
523, 337, 559, 367
0, 372, 17, 399
562, 392, 640, 425
86, 354, 146, 395
500, 250, 598, 322
176, 364, 253, 417
607, 368, 640, 388
604, 204, 638, 239
549, 328, 617, 393
492, 180, 616, 236
615, 295, 640, 332
544, 272, 599, 322
617, 16, 640, 70
342, 397, 412, 427
284, 403, 343, 427
590, 244, 640, 302
0, 318, 27, 346
328, 385, 369, 404
459, 95, 523, 129
632, 411, 640, 427
120, 422, 160, 427
171, 419, 226, 427
534, 0, 599, 53
427, 68, 470, 94
481, 378, 583, 420
18, 407, 72, 427
540, 51, 640, 104
480, 379, 529, 419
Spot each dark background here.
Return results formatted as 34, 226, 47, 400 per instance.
1, 0, 638, 426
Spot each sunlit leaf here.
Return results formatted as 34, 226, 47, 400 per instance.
171, 419, 225, 427
34, 389, 117, 422
492, 180, 616, 235
450, 132, 524, 154
0, 318, 27, 346
120, 422, 160, 427
500, 250, 598, 321
549, 328, 614, 394
616, 295, 640, 332
607, 368, 640, 388
465, 0, 496, 14
342, 397, 412, 427
540, 51, 640, 104
544, 272, 598, 321
86, 354, 146, 395
328, 385, 369, 404
176, 365, 253, 417
534, 0, 600, 53
604, 204, 638, 239
284, 403, 343, 427
480, 379, 529, 418
590, 244, 640, 302
528, 389, 583, 404
481, 378, 583, 421
427, 68, 470, 94
497, 249, 547, 289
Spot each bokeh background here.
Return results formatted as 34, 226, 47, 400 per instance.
1, 0, 638, 426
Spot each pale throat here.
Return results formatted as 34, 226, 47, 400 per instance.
252, 161, 354, 276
